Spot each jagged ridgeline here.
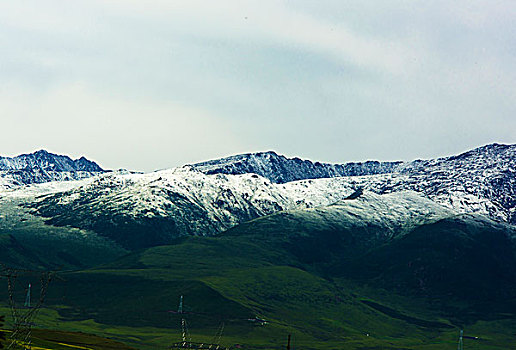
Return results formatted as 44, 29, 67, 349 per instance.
188, 143, 516, 225
0, 150, 104, 188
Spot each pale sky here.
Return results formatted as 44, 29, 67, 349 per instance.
1, 1, 515, 171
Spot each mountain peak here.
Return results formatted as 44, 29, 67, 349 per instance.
0, 150, 104, 172
253, 150, 279, 156
0, 150, 105, 187
467, 143, 511, 154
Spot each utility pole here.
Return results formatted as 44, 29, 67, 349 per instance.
170, 295, 229, 350
458, 329, 463, 350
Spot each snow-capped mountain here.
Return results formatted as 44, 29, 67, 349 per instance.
337, 143, 516, 225
0, 150, 105, 188
188, 151, 402, 183
1, 143, 514, 251
190, 143, 516, 225
22, 169, 358, 249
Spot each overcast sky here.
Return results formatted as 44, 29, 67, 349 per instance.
1, 1, 514, 171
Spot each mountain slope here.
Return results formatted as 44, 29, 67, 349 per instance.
20, 142, 515, 251
342, 143, 516, 225
221, 192, 516, 303
0, 180, 128, 269
343, 216, 516, 305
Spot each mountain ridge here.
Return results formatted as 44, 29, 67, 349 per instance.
188, 150, 403, 183
188, 143, 514, 182
0, 149, 105, 188
188, 143, 516, 225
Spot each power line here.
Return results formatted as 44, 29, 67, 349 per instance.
169, 296, 230, 350
0, 265, 53, 350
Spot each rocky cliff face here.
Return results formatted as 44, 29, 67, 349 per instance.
188, 151, 402, 183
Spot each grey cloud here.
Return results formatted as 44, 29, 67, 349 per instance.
0, 1, 514, 171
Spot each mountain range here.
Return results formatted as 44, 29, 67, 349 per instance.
0, 143, 514, 260
0, 143, 515, 349
0, 143, 508, 251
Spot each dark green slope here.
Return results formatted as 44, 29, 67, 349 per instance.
0, 233, 48, 269
343, 216, 516, 300
0, 198, 128, 270
221, 205, 516, 315
221, 207, 391, 272
0, 226, 127, 270
34, 262, 462, 349
0, 230, 123, 270
35, 200, 511, 348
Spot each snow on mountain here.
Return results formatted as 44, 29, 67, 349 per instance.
190, 143, 516, 226
290, 190, 456, 238
0, 149, 103, 172
188, 151, 402, 183
0, 150, 105, 188
340, 143, 516, 225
